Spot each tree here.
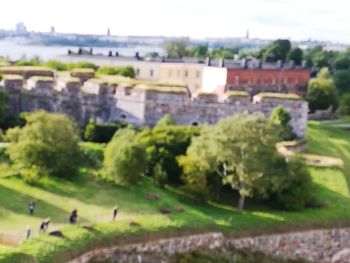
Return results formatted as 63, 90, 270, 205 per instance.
339, 93, 350, 115
306, 68, 338, 112
287, 47, 303, 65
6, 111, 80, 178
0, 90, 9, 127
269, 106, 294, 140
333, 69, 350, 93
263, 39, 291, 62
333, 56, 350, 70
179, 113, 280, 212
104, 128, 146, 185
165, 39, 189, 58
188, 45, 208, 58
154, 114, 175, 128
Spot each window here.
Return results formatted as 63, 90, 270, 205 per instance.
235, 75, 239, 85
184, 70, 188, 78
121, 114, 126, 119
150, 69, 154, 77
136, 68, 140, 76
272, 77, 276, 85
196, 71, 200, 78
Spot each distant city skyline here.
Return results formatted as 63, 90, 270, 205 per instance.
0, 0, 349, 43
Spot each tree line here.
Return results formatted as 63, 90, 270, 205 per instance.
0, 109, 315, 213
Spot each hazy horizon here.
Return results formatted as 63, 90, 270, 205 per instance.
0, 0, 349, 44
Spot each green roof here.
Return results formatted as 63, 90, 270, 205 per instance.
86, 78, 108, 85
29, 76, 54, 82
71, 68, 95, 74
59, 77, 80, 83
196, 92, 217, 97
225, 91, 250, 97
3, 74, 23, 80
0, 66, 53, 72
133, 84, 188, 94
255, 92, 302, 100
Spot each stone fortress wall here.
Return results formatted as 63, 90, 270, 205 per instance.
0, 66, 308, 137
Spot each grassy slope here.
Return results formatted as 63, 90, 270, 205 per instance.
1, 121, 350, 262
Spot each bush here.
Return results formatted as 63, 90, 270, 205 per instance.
104, 128, 146, 185
254, 156, 314, 211
339, 93, 350, 115
153, 162, 167, 187
45, 60, 68, 71
6, 111, 81, 179
306, 70, 338, 112
21, 165, 41, 184
97, 66, 135, 78
84, 120, 127, 143
269, 105, 295, 140
139, 125, 199, 184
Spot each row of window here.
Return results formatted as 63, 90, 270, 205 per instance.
135, 68, 201, 79
233, 75, 301, 85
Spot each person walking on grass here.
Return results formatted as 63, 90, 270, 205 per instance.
28, 200, 35, 215
113, 207, 118, 221
69, 209, 78, 224
25, 226, 31, 239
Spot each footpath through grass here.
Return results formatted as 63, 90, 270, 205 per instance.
1, 121, 350, 262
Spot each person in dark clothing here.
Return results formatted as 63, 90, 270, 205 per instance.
28, 201, 35, 215
39, 221, 46, 233
113, 207, 118, 221
69, 209, 78, 224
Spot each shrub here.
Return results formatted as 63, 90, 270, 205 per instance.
104, 128, 146, 185
270, 105, 295, 140
84, 120, 127, 143
6, 111, 81, 179
139, 125, 199, 184
97, 66, 135, 78
21, 165, 41, 184
339, 93, 350, 115
45, 60, 68, 71
153, 162, 168, 187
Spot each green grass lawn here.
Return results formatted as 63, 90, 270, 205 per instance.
1, 120, 350, 262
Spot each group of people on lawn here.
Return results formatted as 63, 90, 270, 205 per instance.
25, 200, 118, 239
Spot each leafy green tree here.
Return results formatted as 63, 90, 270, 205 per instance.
104, 128, 146, 185
306, 68, 338, 112
287, 47, 303, 65
263, 39, 291, 62
97, 66, 135, 78
179, 113, 280, 212
154, 114, 175, 128
269, 106, 294, 140
339, 93, 350, 115
210, 47, 238, 59
188, 45, 208, 58
254, 155, 313, 211
45, 60, 68, 71
6, 111, 80, 178
333, 69, 350, 93
165, 39, 189, 58
84, 119, 126, 143
139, 125, 199, 184
333, 56, 350, 70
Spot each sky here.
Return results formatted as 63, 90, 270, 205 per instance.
1, 0, 349, 43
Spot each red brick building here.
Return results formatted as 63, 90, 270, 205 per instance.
226, 67, 310, 96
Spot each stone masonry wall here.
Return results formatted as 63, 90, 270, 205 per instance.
68, 228, 350, 263
2, 80, 308, 137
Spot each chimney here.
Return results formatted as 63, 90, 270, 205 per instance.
89, 48, 93, 55
108, 51, 113, 57
219, 58, 224, 67
115, 51, 119, 57
276, 60, 283, 69
205, 57, 211, 66
258, 59, 263, 69
241, 58, 247, 69
301, 60, 307, 68
289, 60, 295, 69
135, 52, 140, 59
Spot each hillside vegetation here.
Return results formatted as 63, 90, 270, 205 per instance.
0, 120, 350, 262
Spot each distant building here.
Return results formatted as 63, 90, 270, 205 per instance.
50, 26, 55, 34
15, 22, 27, 36
59, 52, 310, 95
